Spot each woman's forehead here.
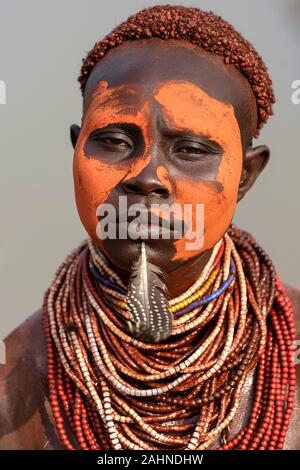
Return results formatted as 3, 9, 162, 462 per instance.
83, 38, 257, 145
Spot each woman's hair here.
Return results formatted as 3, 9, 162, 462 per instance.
78, 4, 275, 136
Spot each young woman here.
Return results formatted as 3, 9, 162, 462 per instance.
1, 5, 299, 450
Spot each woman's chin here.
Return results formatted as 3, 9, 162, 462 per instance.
95, 236, 178, 274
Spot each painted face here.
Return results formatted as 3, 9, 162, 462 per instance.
73, 39, 255, 274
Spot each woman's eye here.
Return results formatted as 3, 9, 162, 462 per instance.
101, 137, 131, 149
175, 145, 210, 156
85, 130, 136, 159
89, 129, 134, 151
179, 147, 203, 154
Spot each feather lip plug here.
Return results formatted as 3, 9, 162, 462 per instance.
126, 242, 173, 343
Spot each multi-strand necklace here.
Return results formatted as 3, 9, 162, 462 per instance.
43, 225, 297, 450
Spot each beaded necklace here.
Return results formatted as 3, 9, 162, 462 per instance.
43, 225, 297, 450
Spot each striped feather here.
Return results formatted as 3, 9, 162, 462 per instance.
126, 242, 172, 343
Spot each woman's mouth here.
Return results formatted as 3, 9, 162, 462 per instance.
117, 219, 182, 239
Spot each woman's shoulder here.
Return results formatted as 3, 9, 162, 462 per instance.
0, 309, 50, 449
1, 308, 46, 381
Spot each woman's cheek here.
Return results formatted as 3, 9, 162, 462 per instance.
73, 151, 127, 241
172, 176, 238, 261
201, 184, 237, 248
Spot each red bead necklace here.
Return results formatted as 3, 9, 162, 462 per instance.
42, 225, 297, 450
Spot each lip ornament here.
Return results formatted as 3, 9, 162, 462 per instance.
126, 241, 172, 343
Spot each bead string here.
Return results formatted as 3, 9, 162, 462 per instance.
43, 225, 297, 449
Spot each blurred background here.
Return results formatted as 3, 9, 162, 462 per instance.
0, 0, 299, 338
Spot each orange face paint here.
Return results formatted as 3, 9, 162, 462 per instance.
153, 80, 243, 260
73, 78, 243, 264
73, 80, 152, 240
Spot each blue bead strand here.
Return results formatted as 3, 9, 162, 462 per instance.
174, 259, 236, 318
89, 260, 127, 295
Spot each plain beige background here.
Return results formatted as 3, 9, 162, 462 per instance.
0, 0, 299, 339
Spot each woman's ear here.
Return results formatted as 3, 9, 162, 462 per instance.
70, 124, 81, 149
237, 145, 270, 202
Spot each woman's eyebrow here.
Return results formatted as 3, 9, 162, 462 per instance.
157, 117, 223, 151
89, 122, 142, 135
93, 100, 140, 114
91, 85, 146, 112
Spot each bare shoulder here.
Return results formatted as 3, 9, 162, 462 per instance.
282, 283, 300, 449
0, 309, 58, 449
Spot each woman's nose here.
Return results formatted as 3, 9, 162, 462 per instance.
121, 161, 170, 198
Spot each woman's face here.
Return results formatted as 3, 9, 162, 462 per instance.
73, 38, 258, 273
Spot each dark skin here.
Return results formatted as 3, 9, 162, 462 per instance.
0, 38, 299, 449
72, 38, 266, 299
